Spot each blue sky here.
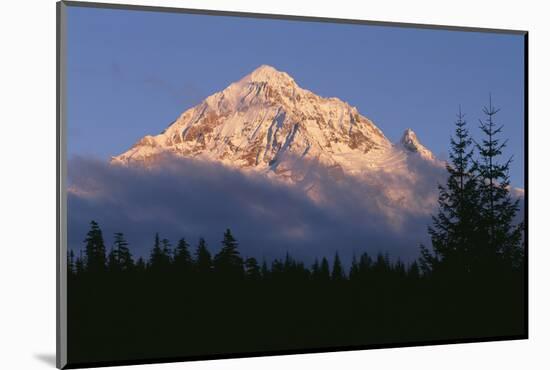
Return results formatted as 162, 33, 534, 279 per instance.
67, 6, 525, 187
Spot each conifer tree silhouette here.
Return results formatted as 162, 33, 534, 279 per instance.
311, 258, 321, 281
421, 107, 481, 277
408, 261, 421, 280
84, 220, 107, 273
74, 249, 85, 275
194, 237, 212, 275
349, 254, 359, 281
149, 233, 171, 272
271, 258, 284, 277
394, 259, 406, 279
107, 247, 118, 272
319, 257, 330, 282
245, 257, 261, 280
331, 252, 344, 281
475, 96, 523, 272
114, 232, 134, 271
67, 250, 75, 276
161, 238, 172, 261
356, 252, 373, 282
373, 253, 391, 278
107, 232, 134, 272
173, 238, 193, 274
135, 257, 146, 273
213, 229, 244, 278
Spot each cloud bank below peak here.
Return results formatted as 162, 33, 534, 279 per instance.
68, 155, 445, 264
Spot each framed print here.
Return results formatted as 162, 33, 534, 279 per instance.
57, 1, 528, 368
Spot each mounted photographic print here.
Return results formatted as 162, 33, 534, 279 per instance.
56, 1, 528, 368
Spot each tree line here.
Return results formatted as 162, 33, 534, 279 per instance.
68, 223, 422, 283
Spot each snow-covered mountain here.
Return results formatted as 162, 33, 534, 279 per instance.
112, 65, 439, 184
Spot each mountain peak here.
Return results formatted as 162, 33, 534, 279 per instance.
245, 64, 295, 85
400, 128, 435, 161
401, 128, 418, 145
112, 66, 441, 175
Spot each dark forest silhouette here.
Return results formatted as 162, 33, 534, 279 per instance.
67, 99, 525, 365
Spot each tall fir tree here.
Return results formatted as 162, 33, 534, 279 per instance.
84, 220, 107, 273
420, 107, 481, 277
475, 96, 523, 271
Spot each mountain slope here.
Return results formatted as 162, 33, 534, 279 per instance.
112, 65, 437, 182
